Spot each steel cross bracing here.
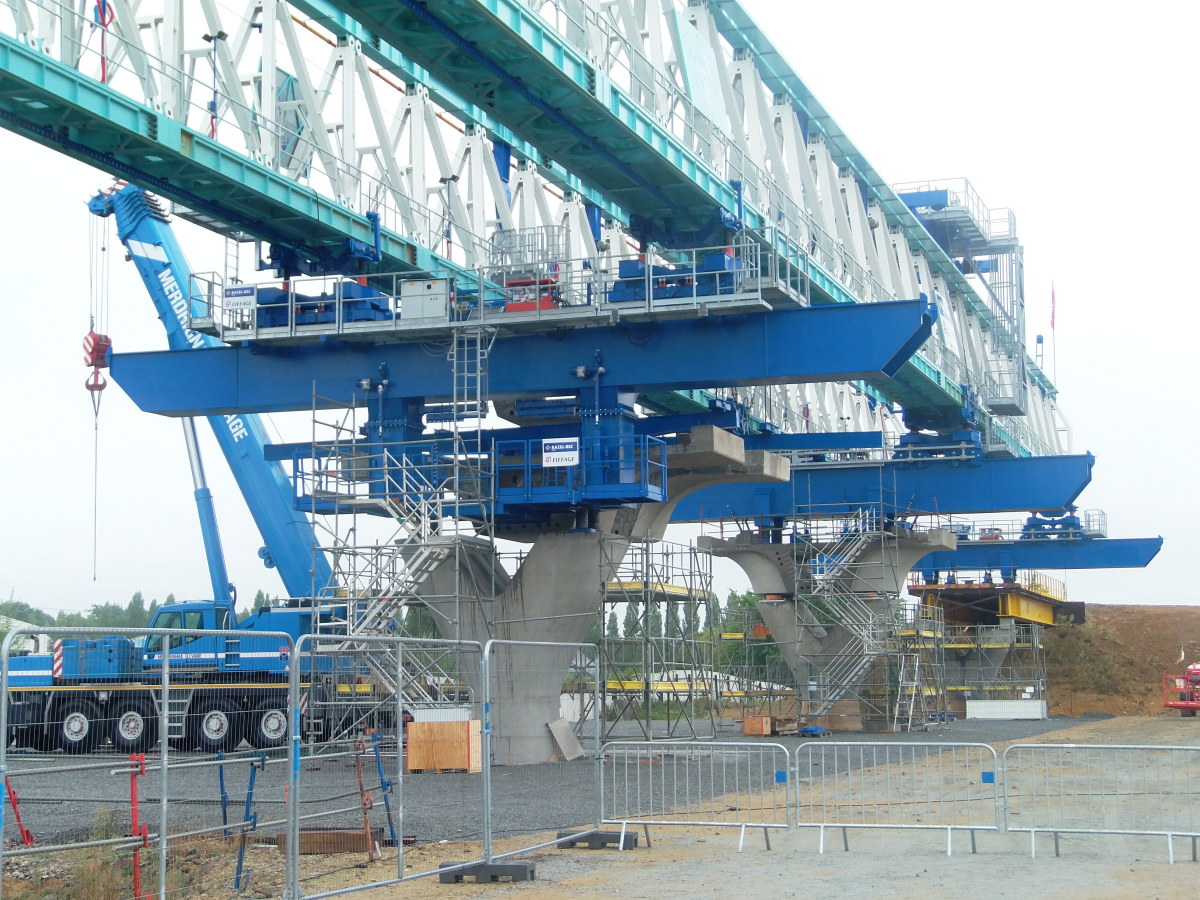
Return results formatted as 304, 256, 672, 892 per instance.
1, 0, 1062, 457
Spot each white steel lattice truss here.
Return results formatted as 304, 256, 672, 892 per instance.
2, 0, 1065, 454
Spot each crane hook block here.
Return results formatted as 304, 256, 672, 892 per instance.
83, 331, 112, 369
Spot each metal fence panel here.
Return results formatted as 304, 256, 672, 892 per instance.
601, 741, 790, 851
1, 626, 294, 899
791, 741, 1000, 854
287, 635, 486, 898
1003, 743, 1200, 860
482, 640, 602, 869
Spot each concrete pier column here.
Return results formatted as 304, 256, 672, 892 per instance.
705, 528, 958, 690
415, 426, 789, 764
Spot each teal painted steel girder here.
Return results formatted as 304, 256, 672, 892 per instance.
709, 1, 1056, 401
0, 33, 453, 275
325, 0, 739, 227
318, 0, 1033, 450
288, 0, 628, 224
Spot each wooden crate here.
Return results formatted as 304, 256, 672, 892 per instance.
407, 720, 483, 773
743, 715, 773, 736
277, 826, 383, 855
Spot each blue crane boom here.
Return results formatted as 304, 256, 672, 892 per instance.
87, 185, 334, 599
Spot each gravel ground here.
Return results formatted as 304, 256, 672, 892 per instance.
0, 714, 1117, 846
6, 714, 1198, 900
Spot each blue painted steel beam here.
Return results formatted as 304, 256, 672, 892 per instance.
742, 432, 885, 451
0, 34, 452, 275
110, 300, 934, 416
916, 537, 1163, 572
670, 454, 1095, 519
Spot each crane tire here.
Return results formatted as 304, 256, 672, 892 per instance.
112, 699, 159, 753
247, 701, 289, 749
189, 698, 242, 753
57, 698, 102, 754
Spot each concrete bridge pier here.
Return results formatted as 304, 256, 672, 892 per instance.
702, 527, 958, 714
418, 426, 789, 763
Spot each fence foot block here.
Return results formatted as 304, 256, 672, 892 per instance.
438, 861, 536, 884
556, 830, 638, 850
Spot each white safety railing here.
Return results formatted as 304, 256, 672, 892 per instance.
1002, 744, 1200, 861
601, 741, 790, 851
791, 741, 1001, 855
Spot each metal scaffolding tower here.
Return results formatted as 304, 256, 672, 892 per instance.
597, 538, 717, 740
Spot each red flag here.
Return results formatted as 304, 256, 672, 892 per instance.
1051, 282, 1056, 330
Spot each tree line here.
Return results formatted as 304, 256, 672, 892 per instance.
0, 590, 279, 631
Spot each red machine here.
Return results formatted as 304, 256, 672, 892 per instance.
1163, 664, 1200, 717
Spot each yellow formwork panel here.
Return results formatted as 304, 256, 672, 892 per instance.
998, 591, 1056, 625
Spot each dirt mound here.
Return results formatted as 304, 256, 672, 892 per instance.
1046, 604, 1200, 716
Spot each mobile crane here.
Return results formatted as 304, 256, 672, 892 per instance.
2, 187, 399, 754
86, 184, 334, 600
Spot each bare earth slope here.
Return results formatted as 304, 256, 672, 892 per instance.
1047, 604, 1200, 716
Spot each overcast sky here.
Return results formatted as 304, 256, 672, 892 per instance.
0, 0, 1193, 616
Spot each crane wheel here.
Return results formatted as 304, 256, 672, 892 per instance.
247, 701, 289, 749
188, 699, 242, 753
57, 699, 102, 754
112, 700, 159, 752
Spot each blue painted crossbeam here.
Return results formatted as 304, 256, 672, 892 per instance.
110, 300, 934, 416
915, 537, 1163, 572
669, 453, 1096, 519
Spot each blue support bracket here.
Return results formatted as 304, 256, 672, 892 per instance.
217, 752, 230, 837
370, 731, 397, 848
229, 752, 266, 892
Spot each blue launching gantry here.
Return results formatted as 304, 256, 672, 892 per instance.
3, 0, 1169, 760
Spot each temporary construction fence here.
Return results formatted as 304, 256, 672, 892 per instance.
0, 625, 297, 900
1002, 743, 1200, 861
476, 640, 602, 879
282, 635, 489, 899
4, 623, 1200, 900
601, 741, 790, 851
0, 629, 604, 899
790, 741, 1001, 855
